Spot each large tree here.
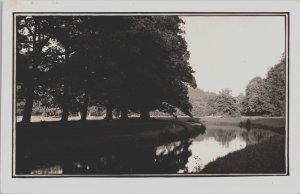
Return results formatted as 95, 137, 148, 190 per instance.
242, 77, 274, 116
242, 54, 286, 117
112, 16, 196, 119
264, 55, 286, 116
48, 16, 85, 121
16, 16, 57, 123
212, 89, 240, 117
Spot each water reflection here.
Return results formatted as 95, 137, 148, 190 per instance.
17, 125, 277, 175
22, 140, 193, 175
155, 139, 192, 173
180, 126, 277, 173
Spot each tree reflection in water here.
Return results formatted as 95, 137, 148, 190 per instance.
154, 139, 192, 173
213, 129, 237, 148
17, 126, 277, 175
241, 128, 277, 146
179, 126, 278, 173
60, 138, 193, 174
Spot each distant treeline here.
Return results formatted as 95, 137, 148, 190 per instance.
190, 54, 286, 117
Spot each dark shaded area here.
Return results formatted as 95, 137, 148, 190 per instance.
16, 16, 197, 123
16, 140, 193, 175
16, 119, 205, 174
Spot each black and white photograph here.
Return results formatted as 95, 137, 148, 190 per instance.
1, 0, 300, 194
13, 13, 288, 176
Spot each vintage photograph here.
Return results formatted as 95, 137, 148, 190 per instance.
14, 13, 288, 176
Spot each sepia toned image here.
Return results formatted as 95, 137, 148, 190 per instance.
13, 13, 288, 176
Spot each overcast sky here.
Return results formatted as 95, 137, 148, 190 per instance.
181, 16, 285, 96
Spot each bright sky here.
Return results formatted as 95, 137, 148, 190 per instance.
181, 16, 285, 96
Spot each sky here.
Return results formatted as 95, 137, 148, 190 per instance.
181, 16, 285, 96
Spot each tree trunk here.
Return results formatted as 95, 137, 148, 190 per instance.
121, 106, 128, 120
22, 82, 35, 123
140, 107, 150, 120
61, 46, 71, 122
61, 84, 70, 122
104, 102, 113, 121
80, 92, 88, 121
22, 24, 38, 123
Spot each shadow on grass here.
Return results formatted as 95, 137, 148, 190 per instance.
15, 118, 206, 175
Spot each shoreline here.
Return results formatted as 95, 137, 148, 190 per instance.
200, 135, 286, 174
16, 119, 206, 154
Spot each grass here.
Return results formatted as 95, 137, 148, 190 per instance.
239, 117, 286, 134
196, 117, 286, 174
199, 117, 244, 126
198, 117, 286, 134
200, 135, 286, 174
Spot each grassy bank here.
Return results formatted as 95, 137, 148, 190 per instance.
239, 117, 286, 134
199, 117, 244, 126
198, 117, 286, 134
16, 119, 206, 174
200, 135, 286, 174
16, 119, 206, 154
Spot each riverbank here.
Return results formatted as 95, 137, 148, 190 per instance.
239, 117, 285, 134
16, 119, 206, 154
200, 135, 286, 174
199, 117, 285, 134
16, 118, 206, 174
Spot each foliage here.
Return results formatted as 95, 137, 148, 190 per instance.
16, 16, 64, 122
16, 16, 197, 122
242, 55, 286, 117
188, 88, 217, 116
242, 77, 274, 116
189, 88, 240, 117
264, 55, 286, 116
212, 89, 241, 117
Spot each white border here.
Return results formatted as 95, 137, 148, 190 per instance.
2, 0, 300, 194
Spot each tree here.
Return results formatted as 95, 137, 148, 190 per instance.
113, 16, 196, 119
264, 55, 286, 116
242, 77, 273, 116
66, 17, 107, 121
48, 16, 84, 121
235, 93, 246, 115
213, 89, 240, 117
242, 54, 286, 117
16, 16, 56, 123
16, 16, 198, 122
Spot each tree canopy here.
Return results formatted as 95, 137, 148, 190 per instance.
16, 16, 197, 122
242, 54, 286, 117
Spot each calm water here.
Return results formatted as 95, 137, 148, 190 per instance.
17, 124, 277, 175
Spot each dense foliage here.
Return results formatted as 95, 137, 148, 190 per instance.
242, 55, 286, 116
16, 16, 196, 122
189, 54, 286, 118
189, 88, 241, 117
